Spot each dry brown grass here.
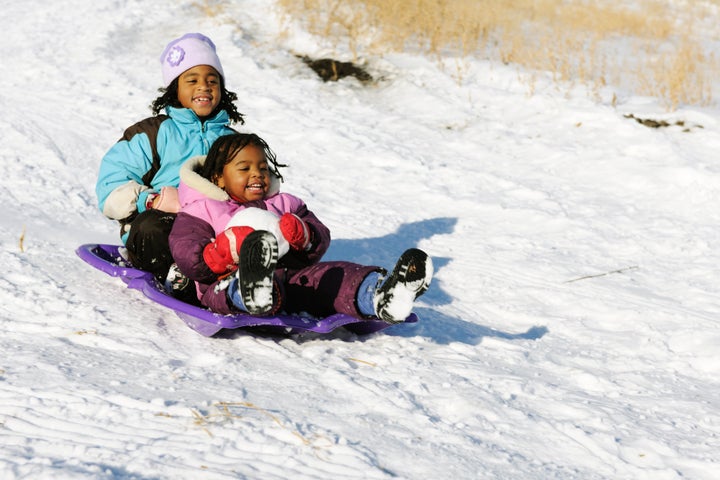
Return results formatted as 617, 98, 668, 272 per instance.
192, 0, 227, 17
275, 0, 720, 110
18, 225, 26, 252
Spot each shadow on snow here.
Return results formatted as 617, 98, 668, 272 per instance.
325, 217, 548, 346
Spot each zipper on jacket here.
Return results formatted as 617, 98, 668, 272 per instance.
201, 122, 209, 152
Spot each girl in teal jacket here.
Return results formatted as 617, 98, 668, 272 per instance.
95, 33, 243, 294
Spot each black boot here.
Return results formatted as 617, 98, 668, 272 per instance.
235, 230, 279, 315
374, 249, 433, 324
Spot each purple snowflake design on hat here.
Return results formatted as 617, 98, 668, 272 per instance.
166, 46, 185, 67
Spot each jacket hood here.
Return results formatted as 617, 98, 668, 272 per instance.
179, 155, 281, 208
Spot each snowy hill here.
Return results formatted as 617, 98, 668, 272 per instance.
1, 1, 719, 479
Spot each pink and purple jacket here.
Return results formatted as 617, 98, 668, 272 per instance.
169, 155, 379, 316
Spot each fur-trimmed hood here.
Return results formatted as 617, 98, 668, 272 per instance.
178, 155, 281, 205
177, 155, 304, 238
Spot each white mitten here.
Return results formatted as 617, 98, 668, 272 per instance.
154, 186, 180, 213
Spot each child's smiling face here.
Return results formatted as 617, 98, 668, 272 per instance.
216, 144, 271, 203
176, 65, 221, 119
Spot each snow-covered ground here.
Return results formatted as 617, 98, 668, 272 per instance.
1, 1, 719, 478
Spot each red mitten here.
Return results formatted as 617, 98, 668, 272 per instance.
202, 226, 254, 274
154, 186, 180, 213
279, 213, 311, 251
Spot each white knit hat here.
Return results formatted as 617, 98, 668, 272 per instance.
160, 33, 224, 87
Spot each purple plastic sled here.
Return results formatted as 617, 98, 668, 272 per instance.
75, 244, 417, 336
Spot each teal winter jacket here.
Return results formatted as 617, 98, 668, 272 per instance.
96, 106, 235, 237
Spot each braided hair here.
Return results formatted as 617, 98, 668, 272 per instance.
150, 76, 245, 124
198, 133, 286, 185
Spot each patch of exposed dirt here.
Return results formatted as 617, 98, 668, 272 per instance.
624, 113, 702, 132
299, 56, 373, 83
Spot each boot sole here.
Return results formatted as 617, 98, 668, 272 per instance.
237, 230, 278, 315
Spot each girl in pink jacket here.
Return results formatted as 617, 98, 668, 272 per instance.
169, 133, 432, 324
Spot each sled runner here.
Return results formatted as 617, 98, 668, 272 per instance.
76, 244, 417, 336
